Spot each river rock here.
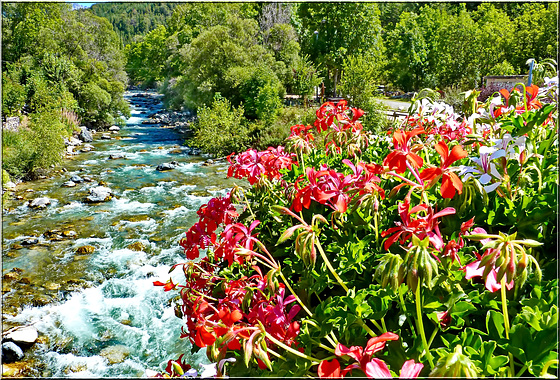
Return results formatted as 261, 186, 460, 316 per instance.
79, 127, 93, 143
21, 237, 39, 246
85, 186, 113, 203
65, 137, 82, 146
100, 345, 130, 365
70, 175, 84, 183
100, 134, 112, 140
109, 153, 125, 160
109, 126, 120, 132
156, 161, 178, 171
82, 175, 94, 182
62, 181, 76, 188
2, 342, 24, 363
127, 242, 146, 251
29, 197, 51, 209
62, 230, 77, 238
4, 181, 16, 191
66, 146, 75, 155
4, 325, 38, 347
3, 268, 22, 281
76, 245, 95, 254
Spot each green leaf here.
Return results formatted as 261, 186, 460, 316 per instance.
486, 310, 505, 339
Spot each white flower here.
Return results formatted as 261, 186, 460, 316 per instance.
460, 145, 505, 193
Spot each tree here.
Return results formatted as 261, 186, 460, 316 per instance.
125, 25, 169, 86
290, 55, 322, 107
297, 3, 385, 97
386, 12, 429, 91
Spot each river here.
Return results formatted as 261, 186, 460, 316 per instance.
2, 91, 237, 376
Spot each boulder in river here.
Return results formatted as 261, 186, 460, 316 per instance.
62, 181, 76, 188
4, 325, 39, 347
76, 245, 95, 254
109, 153, 125, 160
100, 134, 112, 140
65, 137, 82, 146
4, 181, 16, 191
1, 342, 24, 363
70, 175, 84, 183
79, 127, 93, 143
29, 197, 51, 209
20, 237, 39, 246
85, 186, 113, 203
100, 345, 130, 365
127, 242, 146, 251
109, 126, 120, 132
156, 162, 178, 171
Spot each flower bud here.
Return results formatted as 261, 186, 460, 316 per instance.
429, 345, 480, 378
374, 253, 404, 292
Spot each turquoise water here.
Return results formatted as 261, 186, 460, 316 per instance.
2, 91, 238, 376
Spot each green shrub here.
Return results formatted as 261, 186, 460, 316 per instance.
360, 98, 392, 134
2, 111, 66, 178
190, 94, 250, 156
2, 72, 27, 117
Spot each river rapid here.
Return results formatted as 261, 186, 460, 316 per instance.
2, 91, 237, 376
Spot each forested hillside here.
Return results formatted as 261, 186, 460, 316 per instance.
88, 2, 178, 46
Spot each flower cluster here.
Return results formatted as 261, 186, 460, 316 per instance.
405, 99, 472, 142
285, 124, 315, 155
381, 197, 456, 252
176, 264, 300, 364
227, 146, 296, 185
179, 195, 238, 260
292, 159, 384, 213
314, 99, 368, 156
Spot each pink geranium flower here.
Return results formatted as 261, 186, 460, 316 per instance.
461, 227, 514, 292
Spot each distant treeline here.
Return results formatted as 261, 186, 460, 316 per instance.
88, 3, 178, 46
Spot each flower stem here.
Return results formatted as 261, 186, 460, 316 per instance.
278, 268, 313, 317
315, 241, 349, 292
515, 364, 528, 377
374, 209, 379, 246
399, 286, 417, 338
371, 319, 385, 333
427, 325, 438, 350
540, 359, 558, 377
501, 277, 515, 377
415, 286, 434, 369
267, 347, 288, 361
264, 332, 322, 364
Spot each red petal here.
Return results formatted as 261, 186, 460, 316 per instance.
365, 358, 392, 378
407, 153, 424, 169
400, 360, 424, 378
352, 108, 365, 122
318, 359, 342, 378
335, 344, 363, 363
434, 141, 449, 161
445, 145, 468, 168
440, 175, 456, 199
419, 167, 441, 181
364, 332, 399, 356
